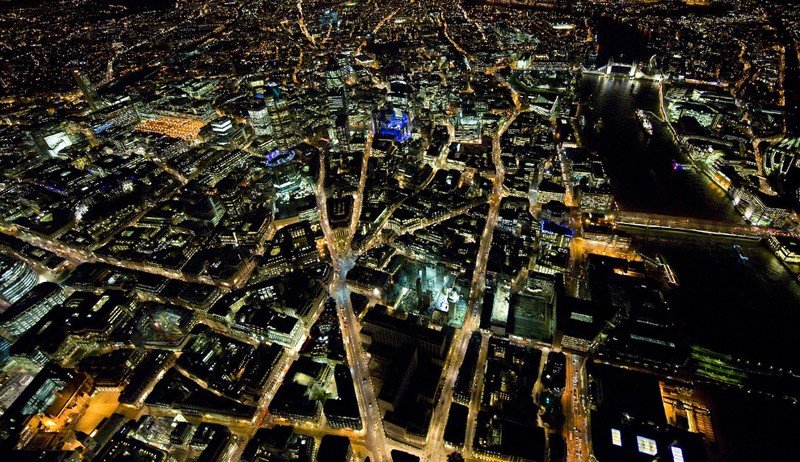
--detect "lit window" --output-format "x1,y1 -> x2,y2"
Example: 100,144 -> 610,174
636,436 -> 658,456
671,446 -> 685,462
611,428 -> 622,447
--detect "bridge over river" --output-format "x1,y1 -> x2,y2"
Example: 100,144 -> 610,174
611,211 -> 795,240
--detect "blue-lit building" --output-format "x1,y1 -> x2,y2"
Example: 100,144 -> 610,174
265,149 -> 302,196
265,148 -> 296,168
540,200 -> 574,248
374,108 -> 411,143
541,220 -> 574,247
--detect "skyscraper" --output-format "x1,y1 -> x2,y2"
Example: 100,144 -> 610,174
326,58 -> 348,115
263,84 -> 297,148
248,101 -> 272,137
0,256 -> 38,307
71,69 -> 102,112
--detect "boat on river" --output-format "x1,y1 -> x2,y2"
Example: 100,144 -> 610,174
636,109 -> 653,136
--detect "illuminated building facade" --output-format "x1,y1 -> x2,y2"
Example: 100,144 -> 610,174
0,256 -> 38,306
263,85 -> 298,148
0,283 -> 66,339
265,149 -> 302,196
248,101 -> 272,137
374,108 -> 411,143
511,272 -> 557,341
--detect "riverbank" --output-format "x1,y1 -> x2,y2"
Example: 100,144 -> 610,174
577,73 -> 800,370
577,74 -> 740,221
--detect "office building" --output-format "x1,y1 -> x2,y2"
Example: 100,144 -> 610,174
511,272 -> 557,341
0,283 -> 65,339
0,256 -> 38,306
72,69 -> 102,112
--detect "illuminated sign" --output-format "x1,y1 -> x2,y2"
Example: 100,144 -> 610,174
671,446 -> 685,462
637,436 -> 658,456
611,428 -> 622,447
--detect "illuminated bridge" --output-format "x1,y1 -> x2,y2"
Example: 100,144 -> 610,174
611,211 -> 793,240
580,58 -> 665,80
595,59 -> 638,77
690,346 -> 800,401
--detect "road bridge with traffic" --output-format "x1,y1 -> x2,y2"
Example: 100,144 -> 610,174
610,211 -> 793,240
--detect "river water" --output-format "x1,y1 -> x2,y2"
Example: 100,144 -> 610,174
578,74 -> 800,369
577,76 -> 739,221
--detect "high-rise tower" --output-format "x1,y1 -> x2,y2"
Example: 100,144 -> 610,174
72,69 -> 102,112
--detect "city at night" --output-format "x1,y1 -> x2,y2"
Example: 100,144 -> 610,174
1,0 -> 799,461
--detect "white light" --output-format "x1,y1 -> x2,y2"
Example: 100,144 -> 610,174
637,436 -> 658,456
671,446 -> 685,462
611,428 -> 622,447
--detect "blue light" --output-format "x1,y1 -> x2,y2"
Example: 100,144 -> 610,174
92,122 -> 114,134
377,110 -> 410,143
38,182 -> 66,195
265,149 -> 296,168
541,220 -> 574,237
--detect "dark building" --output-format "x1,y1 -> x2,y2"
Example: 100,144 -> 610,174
511,272 -> 557,342
317,435 -> 352,462
324,365 -> 362,430
242,426 -> 314,462
589,364 -> 707,462
362,305 -> 453,360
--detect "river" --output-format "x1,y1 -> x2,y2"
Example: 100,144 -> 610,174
582,16 -> 800,458
578,74 -> 800,369
577,75 -> 740,222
